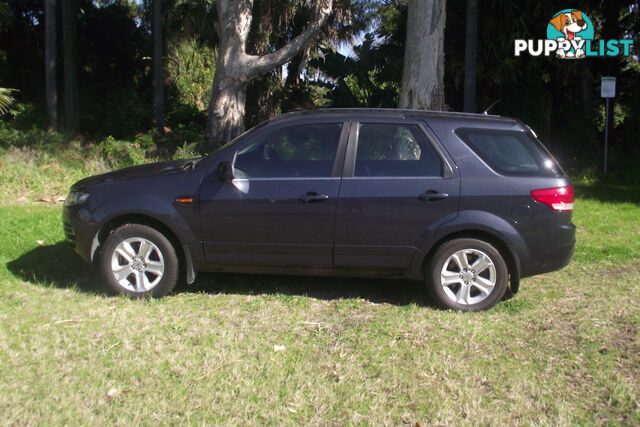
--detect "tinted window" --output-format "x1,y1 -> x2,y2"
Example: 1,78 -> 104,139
234,123 -> 342,178
455,128 -> 560,176
354,123 -> 442,177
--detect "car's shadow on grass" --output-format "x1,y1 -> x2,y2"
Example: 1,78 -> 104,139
176,272 -> 428,306
7,242 -> 429,306
6,242 -> 98,292
575,184 -> 640,205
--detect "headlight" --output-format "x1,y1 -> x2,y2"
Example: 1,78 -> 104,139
64,191 -> 90,207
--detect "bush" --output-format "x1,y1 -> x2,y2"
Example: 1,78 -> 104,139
96,136 -> 151,168
0,103 -> 46,131
173,141 -> 200,160
0,122 -> 64,149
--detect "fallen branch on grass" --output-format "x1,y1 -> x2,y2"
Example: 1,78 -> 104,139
195,360 -> 237,382
43,319 -> 83,327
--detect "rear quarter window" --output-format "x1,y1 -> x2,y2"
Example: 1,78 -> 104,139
455,128 -> 561,176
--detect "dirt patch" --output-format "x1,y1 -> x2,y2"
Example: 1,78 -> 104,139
608,316 -> 640,365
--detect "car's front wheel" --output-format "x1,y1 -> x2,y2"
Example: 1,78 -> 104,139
426,238 -> 508,311
98,224 -> 179,298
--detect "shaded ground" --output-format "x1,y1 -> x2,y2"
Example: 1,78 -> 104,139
7,242 -> 427,306
574,183 -> 640,205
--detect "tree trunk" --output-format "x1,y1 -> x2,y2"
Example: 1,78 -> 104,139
153,0 -> 164,135
45,0 -> 57,131
62,0 -> 79,135
205,0 -> 333,148
398,0 -> 446,111
205,66 -> 247,145
463,0 -> 477,113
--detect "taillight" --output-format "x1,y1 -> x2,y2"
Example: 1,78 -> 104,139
530,185 -> 574,211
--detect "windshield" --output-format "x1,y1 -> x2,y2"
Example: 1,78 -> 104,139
208,119 -> 270,156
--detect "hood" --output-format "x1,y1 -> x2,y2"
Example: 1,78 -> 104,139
72,158 -> 203,190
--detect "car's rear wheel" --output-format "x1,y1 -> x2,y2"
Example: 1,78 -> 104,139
98,224 -> 178,298
426,238 -> 508,311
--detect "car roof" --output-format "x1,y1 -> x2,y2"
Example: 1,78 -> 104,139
268,108 -> 517,124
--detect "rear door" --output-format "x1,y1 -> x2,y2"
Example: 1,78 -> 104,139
199,121 -> 349,267
334,119 -> 460,269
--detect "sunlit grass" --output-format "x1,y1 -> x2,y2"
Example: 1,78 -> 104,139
0,184 -> 639,423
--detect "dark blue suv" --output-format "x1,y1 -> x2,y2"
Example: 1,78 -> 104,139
63,109 -> 575,311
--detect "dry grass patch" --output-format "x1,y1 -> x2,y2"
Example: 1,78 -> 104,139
1,260 -> 639,424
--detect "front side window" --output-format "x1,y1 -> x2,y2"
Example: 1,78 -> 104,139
354,123 -> 443,177
234,123 -> 342,178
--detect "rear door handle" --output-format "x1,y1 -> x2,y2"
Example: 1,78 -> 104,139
300,192 -> 329,203
419,190 -> 449,201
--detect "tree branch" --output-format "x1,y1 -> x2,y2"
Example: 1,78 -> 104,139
244,0 -> 333,79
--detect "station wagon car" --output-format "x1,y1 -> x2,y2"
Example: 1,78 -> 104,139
63,108 -> 575,311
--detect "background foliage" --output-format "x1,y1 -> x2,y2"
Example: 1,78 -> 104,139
0,0 -> 638,181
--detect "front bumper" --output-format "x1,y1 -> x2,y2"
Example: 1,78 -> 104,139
62,205 -> 98,263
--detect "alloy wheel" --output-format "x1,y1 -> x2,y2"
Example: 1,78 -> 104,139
110,237 -> 165,292
440,248 -> 497,305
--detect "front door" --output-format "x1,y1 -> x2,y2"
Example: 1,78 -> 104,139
199,122 -> 348,267
334,121 -> 460,269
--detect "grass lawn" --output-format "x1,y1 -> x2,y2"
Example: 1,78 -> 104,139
0,185 -> 639,424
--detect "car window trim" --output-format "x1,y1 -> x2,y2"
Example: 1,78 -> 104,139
417,123 -> 454,179
229,177 -> 341,182
341,176 -> 446,181
332,120 -> 351,178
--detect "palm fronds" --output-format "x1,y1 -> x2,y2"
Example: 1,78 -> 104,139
0,88 -> 16,114
0,3 -> 16,114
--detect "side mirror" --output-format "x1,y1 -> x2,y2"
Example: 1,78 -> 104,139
216,161 -> 235,181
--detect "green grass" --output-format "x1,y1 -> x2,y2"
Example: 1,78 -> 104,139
1,185 -> 639,423
572,185 -> 640,266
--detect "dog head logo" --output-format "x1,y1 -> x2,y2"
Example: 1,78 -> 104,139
549,11 -> 587,40
547,9 -> 595,59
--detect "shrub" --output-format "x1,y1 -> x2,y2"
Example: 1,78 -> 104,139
96,136 -> 151,168
173,141 -> 200,160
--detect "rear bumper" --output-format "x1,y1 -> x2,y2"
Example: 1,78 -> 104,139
520,223 -> 575,278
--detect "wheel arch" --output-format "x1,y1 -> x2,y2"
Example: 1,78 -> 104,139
415,229 -> 521,294
91,213 -> 196,284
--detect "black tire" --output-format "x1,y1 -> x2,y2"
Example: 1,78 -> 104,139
98,224 -> 179,298
426,238 -> 508,311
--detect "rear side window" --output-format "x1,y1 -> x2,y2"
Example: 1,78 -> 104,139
455,128 -> 561,176
354,123 -> 442,177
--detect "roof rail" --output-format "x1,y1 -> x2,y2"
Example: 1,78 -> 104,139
272,107 -> 506,121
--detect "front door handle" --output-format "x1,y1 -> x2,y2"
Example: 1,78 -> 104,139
300,192 -> 329,203
419,190 -> 449,201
